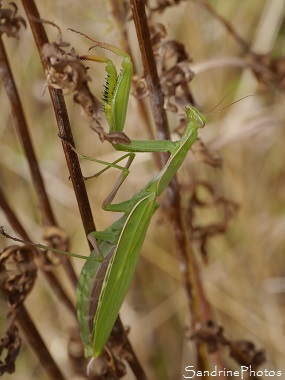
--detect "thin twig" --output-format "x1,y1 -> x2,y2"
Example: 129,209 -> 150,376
21,0 -> 96,242
0,32 -> 78,290
130,0 -> 209,371
17,305 -> 67,380
0,38 -> 54,227
130,0 -> 170,146
108,0 -> 155,141
0,186 -> 76,317
21,1 -> 147,378
0,186 -> 71,379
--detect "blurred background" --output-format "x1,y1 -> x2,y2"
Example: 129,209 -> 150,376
0,0 -> 285,379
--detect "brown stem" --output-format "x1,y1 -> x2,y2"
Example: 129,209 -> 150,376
114,317 -> 148,380
130,0 -> 209,371
109,0 -> 155,141
0,185 -> 76,318
21,0 -> 96,242
0,37 -> 53,227
17,304 -> 67,380
130,0 -> 170,146
0,30 -> 78,291
21,1 -> 147,378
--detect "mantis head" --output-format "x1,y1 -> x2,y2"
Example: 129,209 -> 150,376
185,105 -> 206,128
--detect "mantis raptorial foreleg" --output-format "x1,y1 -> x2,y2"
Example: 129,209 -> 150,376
69,28 -> 132,135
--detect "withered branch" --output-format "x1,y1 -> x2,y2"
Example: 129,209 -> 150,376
130,0 -> 210,372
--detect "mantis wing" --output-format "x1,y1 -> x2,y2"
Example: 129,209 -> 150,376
76,241 -> 115,357
92,193 -> 156,357
76,216 -> 128,357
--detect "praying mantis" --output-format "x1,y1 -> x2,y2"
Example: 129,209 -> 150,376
67,31 -> 206,359
0,29 -> 206,364
76,104 -> 205,359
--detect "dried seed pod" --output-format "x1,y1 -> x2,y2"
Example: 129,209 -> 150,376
0,245 -> 37,375
0,312 -> 21,375
0,1 -> 26,38
0,245 -> 37,307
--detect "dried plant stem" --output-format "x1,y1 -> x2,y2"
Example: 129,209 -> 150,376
0,39 -> 53,227
0,187 -> 70,379
108,0 -> 156,141
21,0 -> 96,241
0,33 -> 78,290
130,0 -> 210,371
21,1 -> 147,378
130,0 -> 170,145
191,56 -> 248,75
17,304 -> 67,380
0,185 -> 76,317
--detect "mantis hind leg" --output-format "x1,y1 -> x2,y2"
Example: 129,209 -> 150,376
101,153 -> 135,209
64,141 -> 135,209
63,140 -> 134,179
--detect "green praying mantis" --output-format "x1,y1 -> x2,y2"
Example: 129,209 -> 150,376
69,31 -> 206,360
76,103 -> 205,359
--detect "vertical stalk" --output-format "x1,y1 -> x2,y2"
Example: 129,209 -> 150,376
130,0 -> 209,372
0,31 -> 78,290
19,1 -> 148,378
